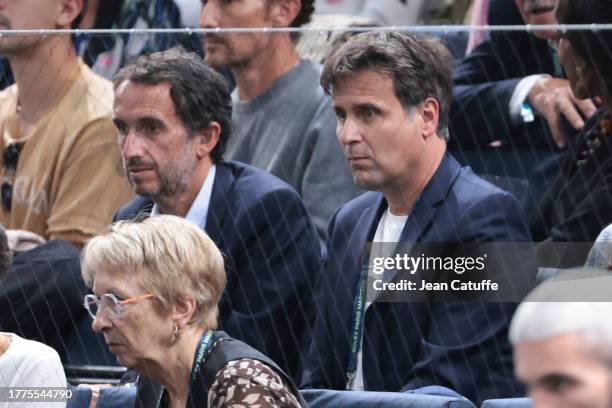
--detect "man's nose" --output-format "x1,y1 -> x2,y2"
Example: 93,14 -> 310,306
337,117 -> 364,145
119,130 -> 146,160
200,1 -> 219,29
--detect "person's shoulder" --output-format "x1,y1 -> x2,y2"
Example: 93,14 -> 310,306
595,224 -> 612,243
286,60 -> 330,102
454,166 -> 517,206
332,191 -> 381,227
66,61 -> 114,123
56,63 -> 115,138
222,161 -> 301,199
114,196 -> 153,221
3,334 -> 65,386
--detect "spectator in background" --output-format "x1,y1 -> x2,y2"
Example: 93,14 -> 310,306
0,0 -> 133,248
529,0 -> 612,267
112,50 -> 321,382
200,0 -> 361,240
314,0 -> 445,26
0,225 -> 67,407
560,0 -> 612,268
79,0 -> 203,79
510,269 -> 612,408
451,0 -> 597,161
302,31 -> 533,404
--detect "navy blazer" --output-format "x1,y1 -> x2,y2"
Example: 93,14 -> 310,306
114,161 -> 321,380
450,0 -> 559,149
301,153 -> 535,404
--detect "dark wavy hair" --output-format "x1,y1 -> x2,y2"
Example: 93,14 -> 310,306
285,0 -> 315,41
113,49 -> 233,162
556,0 -> 612,99
322,31 -> 454,141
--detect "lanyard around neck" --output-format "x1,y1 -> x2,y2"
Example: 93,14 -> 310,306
156,330 -> 215,408
345,264 -> 369,389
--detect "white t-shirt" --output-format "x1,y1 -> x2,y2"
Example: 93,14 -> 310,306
0,333 -> 67,408
350,208 -> 408,391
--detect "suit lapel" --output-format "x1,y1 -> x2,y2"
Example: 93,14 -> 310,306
357,194 -> 386,257
377,153 -> 462,287
399,153 -> 462,243
134,199 -> 154,220
205,163 -> 234,243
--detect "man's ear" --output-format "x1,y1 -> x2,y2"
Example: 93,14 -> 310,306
194,122 -> 221,159
269,0 -> 301,28
419,97 -> 440,139
56,0 -> 84,29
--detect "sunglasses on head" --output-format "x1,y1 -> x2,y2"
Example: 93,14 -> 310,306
1,142 -> 23,212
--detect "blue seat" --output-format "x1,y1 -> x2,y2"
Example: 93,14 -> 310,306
481,398 -> 532,408
301,389 -> 477,408
66,385 -> 92,408
96,386 -> 137,408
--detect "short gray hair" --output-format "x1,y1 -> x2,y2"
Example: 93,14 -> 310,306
510,268 -> 612,365
81,215 -> 226,330
321,31 -> 453,141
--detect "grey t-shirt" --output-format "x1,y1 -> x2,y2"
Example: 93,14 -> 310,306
226,60 -> 361,239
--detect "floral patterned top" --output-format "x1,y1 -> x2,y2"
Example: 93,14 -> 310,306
208,358 -> 302,408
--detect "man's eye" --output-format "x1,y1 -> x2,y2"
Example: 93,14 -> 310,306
115,123 -> 128,135
359,107 -> 377,119
145,123 -> 159,133
334,110 -> 346,121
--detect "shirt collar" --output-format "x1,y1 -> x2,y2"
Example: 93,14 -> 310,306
151,164 -> 216,230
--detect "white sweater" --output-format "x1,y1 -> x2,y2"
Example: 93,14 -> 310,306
0,333 -> 67,408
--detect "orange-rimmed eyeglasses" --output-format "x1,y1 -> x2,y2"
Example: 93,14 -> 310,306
83,293 -> 154,320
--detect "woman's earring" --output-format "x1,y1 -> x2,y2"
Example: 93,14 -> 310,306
173,323 -> 183,341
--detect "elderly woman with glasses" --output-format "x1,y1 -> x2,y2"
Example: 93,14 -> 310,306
81,215 -> 303,408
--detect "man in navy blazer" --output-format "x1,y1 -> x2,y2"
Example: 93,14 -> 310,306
301,32 -> 536,404
110,50 -> 320,380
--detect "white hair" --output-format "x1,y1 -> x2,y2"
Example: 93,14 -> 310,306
510,268 -> 612,363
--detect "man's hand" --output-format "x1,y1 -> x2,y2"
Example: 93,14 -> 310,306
528,77 -> 598,148
6,229 -> 46,252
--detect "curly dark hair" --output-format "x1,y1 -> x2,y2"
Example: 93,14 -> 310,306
113,49 -> 233,163
280,0 -> 315,41
292,0 -> 315,28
